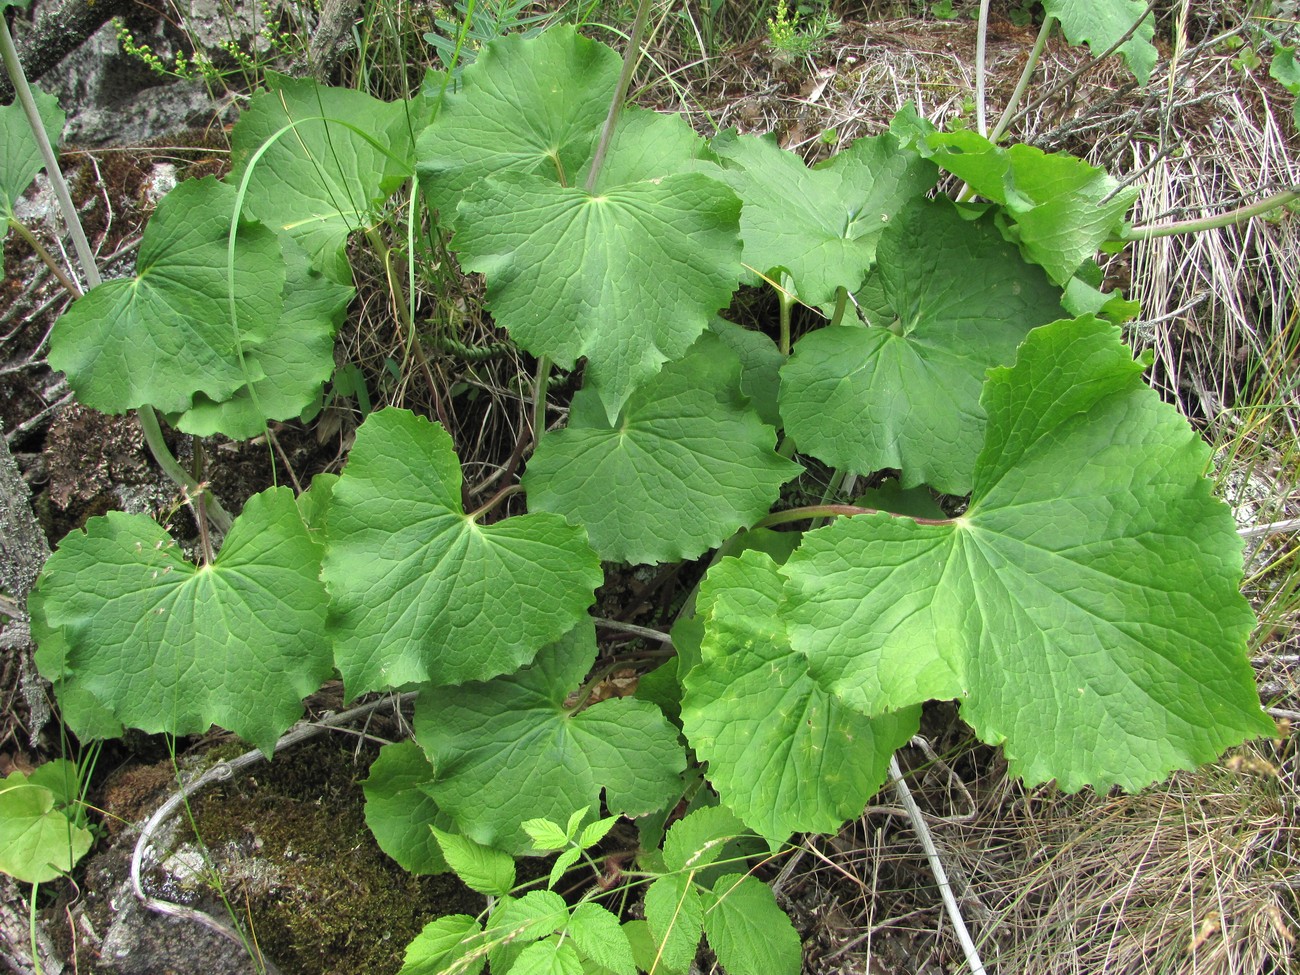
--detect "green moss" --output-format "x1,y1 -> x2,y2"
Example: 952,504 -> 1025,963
186,740 -> 481,975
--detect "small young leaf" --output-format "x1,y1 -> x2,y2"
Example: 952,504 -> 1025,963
643,874 -> 703,974
362,741 -> 450,875
324,408 -> 602,695
564,806 -> 590,842
567,903 -> 636,975
547,847 -> 582,892
702,874 -> 801,975
576,815 -> 620,851
399,914 -> 485,975
488,891 -> 571,974
682,550 -> 919,844
415,620 -> 686,854
1,85 -> 63,272
522,818 -> 571,852
523,333 -> 799,564
509,940 -> 583,975
926,131 -> 1137,283
0,773 -> 92,884
432,827 -> 515,896
24,760 -> 81,811
30,487 -> 332,753
662,806 -> 746,873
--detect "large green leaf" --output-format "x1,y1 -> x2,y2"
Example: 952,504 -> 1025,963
778,316 -> 1274,791
414,621 -> 686,854
48,176 -> 284,415
1,85 -> 63,274
230,75 -> 423,282
681,550 -> 918,844
523,334 -> 799,564
416,27 -> 619,216
170,233 -> 352,438
926,131 -> 1137,284
452,170 -> 741,423
702,874 -> 801,975
323,408 -> 602,695
711,129 -> 936,307
361,741 -> 450,875
29,487 -> 332,753
779,200 -> 1063,493
1044,0 -> 1157,85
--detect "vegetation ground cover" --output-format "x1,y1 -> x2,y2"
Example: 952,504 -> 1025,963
1,2 -> 1298,973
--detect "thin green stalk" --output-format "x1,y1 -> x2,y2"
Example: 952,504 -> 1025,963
1124,187 -> 1300,240
584,0 -> 655,192
28,882 -> 40,975
809,468 -> 848,529
778,277 -> 795,356
533,355 -> 552,445
0,16 -> 100,289
137,408 -> 233,533
828,286 -> 848,328
756,503 -> 951,529
989,13 -> 1055,144
8,219 -> 82,297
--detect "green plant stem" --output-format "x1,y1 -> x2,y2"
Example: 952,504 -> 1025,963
1124,187 -> 1300,240
8,218 -> 82,297
468,483 -> 522,521
28,882 -> 40,975
809,468 -> 848,530
0,16 -> 100,290
778,278 -> 795,356
532,355 -> 552,445
584,0 -> 654,192
137,407 -> 234,533
989,13 -> 1054,143
757,503 -> 951,529
827,286 -> 848,329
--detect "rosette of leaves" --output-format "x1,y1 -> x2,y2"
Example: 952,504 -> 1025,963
701,316 -> 1273,794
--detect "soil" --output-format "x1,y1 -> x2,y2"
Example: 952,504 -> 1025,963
3,2 -> 1299,974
